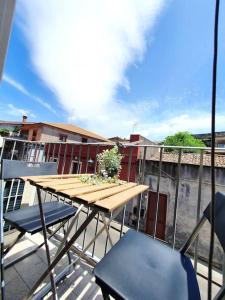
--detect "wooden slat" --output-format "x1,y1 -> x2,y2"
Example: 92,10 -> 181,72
77,182 -> 137,204
35,178 -> 82,188
48,182 -> 92,192
94,185 -> 149,212
59,183 -> 118,198
21,174 -> 90,182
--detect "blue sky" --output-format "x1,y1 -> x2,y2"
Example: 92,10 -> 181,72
0,0 -> 225,141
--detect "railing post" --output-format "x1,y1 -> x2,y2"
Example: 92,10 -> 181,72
120,146 -> 133,238
172,148 -> 182,249
153,147 -> 163,239
137,146 -> 147,231
194,149 -> 204,271
62,143 -> 68,174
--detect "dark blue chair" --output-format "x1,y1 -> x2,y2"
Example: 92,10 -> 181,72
0,159 -> 77,300
94,192 -> 225,300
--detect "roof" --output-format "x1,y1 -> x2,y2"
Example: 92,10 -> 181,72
0,120 -> 34,125
149,152 -> 225,168
22,122 -> 108,142
193,132 -> 225,139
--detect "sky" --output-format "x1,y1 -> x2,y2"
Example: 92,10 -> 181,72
0,0 -> 225,141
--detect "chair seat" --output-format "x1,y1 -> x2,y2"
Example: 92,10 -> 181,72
94,230 -> 200,300
4,201 -> 77,234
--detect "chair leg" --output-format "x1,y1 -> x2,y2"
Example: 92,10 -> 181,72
62,225 -> 72,267
0,180 -> 5,300
36,187 -> 58,300
101,288 -> 110,300
1,238 -> 5,300
3,231 -> 25,256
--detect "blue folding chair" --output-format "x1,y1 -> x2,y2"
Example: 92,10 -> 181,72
0,160 -> 77,300
94,192 -> 225,300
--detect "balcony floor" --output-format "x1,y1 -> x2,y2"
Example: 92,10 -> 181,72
4,232 -> 103,300
4,231 -> 222,300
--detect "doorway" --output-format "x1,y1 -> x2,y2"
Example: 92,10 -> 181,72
70,160 -> 81,174
146,191 -> 167,240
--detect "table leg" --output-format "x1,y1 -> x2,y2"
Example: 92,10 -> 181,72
25,208 -> 99,300
36,187 -> 58,300
54,204 -> 83,258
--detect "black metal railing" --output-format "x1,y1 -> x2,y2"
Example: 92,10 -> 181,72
1,137 -> 225,288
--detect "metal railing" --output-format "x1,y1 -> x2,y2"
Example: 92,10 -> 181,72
1,137 -> 225,288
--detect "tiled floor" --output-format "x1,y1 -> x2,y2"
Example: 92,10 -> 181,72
4,233 -> 103,300
3,231 -> 222,300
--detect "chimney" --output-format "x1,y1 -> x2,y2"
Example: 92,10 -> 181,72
22,115 -> 27,123
130,134 -> 140,142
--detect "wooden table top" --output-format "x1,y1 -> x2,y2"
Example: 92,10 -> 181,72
21,174 -> 149,213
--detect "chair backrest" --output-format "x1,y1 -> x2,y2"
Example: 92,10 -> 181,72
1,159 -> 58,180
203,191 -> 225,253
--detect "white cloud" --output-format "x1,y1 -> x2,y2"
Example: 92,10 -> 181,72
8,103 -> 36,118
3,75 -> 29,96
137,113 -> 225,141
17,0 -> 166,136
3,74 -> 57,114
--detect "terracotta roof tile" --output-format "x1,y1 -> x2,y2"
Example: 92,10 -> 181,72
150,152 -> 225,168
41,122 -> 108,142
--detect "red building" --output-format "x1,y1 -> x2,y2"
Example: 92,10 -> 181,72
47,134 -> 156,183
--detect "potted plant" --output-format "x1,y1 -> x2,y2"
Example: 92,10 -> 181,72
97,146 -> 123,179
80,146 -> 123,184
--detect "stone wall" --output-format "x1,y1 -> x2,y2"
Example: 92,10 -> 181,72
140,160 -> 225,267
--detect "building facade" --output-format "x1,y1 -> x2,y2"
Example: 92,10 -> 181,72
20,122 -> 108,143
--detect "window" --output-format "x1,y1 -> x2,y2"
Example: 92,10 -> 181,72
218,144 -> 225,148
70,161 -> 82,174
32,130 -> 37,141
82,137 -> 88,143
59,134 -> 67,142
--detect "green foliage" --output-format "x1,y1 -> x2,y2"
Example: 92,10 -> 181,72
0,128 -> 10,137
163,131 -> 206,152
80,146 -> 123,185
13,125 -> 21,133
97,146 -> 123,178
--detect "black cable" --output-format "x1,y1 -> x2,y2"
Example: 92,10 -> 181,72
208,0 -> 220,299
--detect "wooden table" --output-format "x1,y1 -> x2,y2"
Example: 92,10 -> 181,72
22,174 -> 149,299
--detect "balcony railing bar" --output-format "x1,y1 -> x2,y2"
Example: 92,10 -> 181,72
94,144 -> 100,174
57,143 -> 62,166
29,142 -> 35,161
82,206 -> 90,250
77,144 -> 82,174
35,143 -> 41,162
120,146 -> 133,238
104,211 -> 114,256
62,143 -> 68,174
21,141 -> 26,160
136,146 -> 147,231
3,136 -> 225,151
50,143 -> 55,162
33,143 -> 38,162
92,145 -> 100,257
85,144 -> 90,174
153,147 -> 163,239
69,144 -> 75,173
1,137 -> 225,287
194,149 -> 204,271
0,138 -> 5,161
10,140 -> 16,160
172,148 -> 182,249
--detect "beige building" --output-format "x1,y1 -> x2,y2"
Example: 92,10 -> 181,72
20,122 -> 108,143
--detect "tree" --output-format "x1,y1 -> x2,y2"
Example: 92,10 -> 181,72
0,128 -> 10,137
163,131 -> 206,152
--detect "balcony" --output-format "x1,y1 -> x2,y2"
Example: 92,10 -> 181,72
1,137 -> 225,299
